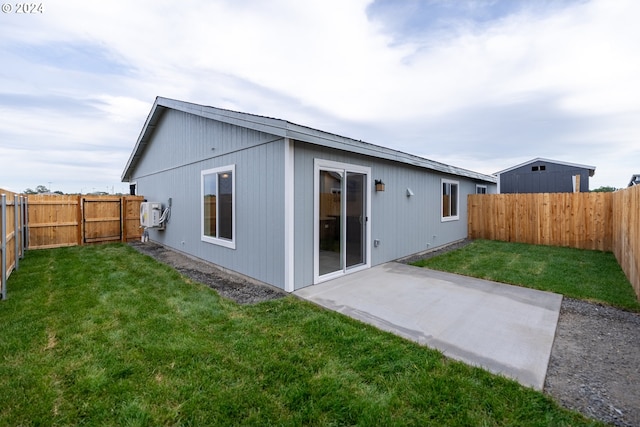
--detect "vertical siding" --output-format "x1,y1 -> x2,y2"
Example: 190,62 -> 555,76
132,110 -> 285,288
500,161 -> 590,193
129,109 -> 495,291
293,142 -> 493,289
293,142 -> 315,288
133,109 -> 280,179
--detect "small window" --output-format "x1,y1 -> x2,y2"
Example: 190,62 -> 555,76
201,165 -> 235,249
540,165 -> 546,171
532,166 -> 539,171
476,185 -> 487,194
441,179 -> 459,221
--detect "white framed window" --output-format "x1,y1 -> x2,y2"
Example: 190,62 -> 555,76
476,185 -> 487,194
441,179 -> 459,221
201,165 -> 236,249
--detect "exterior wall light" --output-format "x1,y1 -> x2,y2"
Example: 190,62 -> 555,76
406,188 -> 414,197
375,179 -> 385,192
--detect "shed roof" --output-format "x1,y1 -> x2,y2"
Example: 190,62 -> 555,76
495,158 -> 596,177
121,97 -> 497,183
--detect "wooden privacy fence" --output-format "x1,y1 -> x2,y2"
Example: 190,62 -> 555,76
468,186 -> 640,299
612,185 -> 640,299
0,188 -> 27,300
468,192 -> 613,251
27,194 -> 144,249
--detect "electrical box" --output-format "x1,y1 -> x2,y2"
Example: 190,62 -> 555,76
140,202 -> 163,227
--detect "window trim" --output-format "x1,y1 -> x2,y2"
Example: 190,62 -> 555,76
201,165 -> 236,249
476,184 -> 487,194
441,178 -> 460,222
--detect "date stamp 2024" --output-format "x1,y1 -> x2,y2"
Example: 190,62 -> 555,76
1,3 -> 44,13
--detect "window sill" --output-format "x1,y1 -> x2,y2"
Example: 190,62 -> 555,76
201,236 -> 236,249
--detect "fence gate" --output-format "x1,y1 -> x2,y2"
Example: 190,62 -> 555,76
82,198 -> 122,244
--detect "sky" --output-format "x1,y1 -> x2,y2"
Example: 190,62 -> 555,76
1,0 -> 638,194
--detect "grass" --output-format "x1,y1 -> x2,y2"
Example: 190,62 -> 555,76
0,243 -> 602,426
412,239 -> 640,312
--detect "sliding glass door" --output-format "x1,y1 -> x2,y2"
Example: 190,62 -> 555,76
315,160 -> 370,282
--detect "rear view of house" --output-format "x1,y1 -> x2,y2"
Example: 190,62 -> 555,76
496,158 -> 595,193
122,97 -> 496,292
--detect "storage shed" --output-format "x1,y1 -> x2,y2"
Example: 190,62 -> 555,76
122,97 -> 497,292
496,158 -> 595,194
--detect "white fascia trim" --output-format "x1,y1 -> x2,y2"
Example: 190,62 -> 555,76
284,138 -> 295,292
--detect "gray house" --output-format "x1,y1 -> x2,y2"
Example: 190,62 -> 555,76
122,97 -> 496,292
496,158 -> 595,194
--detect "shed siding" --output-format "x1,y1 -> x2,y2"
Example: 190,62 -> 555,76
127,105 -> 497,292
132,109 -> 281,180
293,142 -> 483,289
500,160 -> 590,193
132,110 -> 286,288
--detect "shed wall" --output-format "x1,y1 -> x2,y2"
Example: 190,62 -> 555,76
133,109 -> 282,179
500,160 -> 590,193
292,142 -> 489,289
128,108 -> 496,291
132,109 -> 286,288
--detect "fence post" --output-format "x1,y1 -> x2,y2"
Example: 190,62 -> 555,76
23,196 -> 29,251
77,195 -> 83,246
1,194 -> 6,300
14,194 -> 19,271
121,196 -> 127,242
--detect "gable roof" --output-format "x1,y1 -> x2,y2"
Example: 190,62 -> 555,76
121,97 -> 497,183
495,158 -> 596,177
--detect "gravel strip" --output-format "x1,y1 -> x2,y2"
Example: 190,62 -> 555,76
129,240 -> 640,426
129,241 -> 287,304
545,298 -> 640,427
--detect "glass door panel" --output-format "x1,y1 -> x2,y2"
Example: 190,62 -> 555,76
318,170 -> 343,276
346,172 -> 366,269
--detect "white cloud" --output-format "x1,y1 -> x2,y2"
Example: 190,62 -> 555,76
0,0 -> 638,193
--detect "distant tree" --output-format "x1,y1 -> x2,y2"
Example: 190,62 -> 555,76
23,185 -> 59,194
591,186 -> 617,193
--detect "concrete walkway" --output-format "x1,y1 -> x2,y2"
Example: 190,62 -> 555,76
295,263 -> 562,390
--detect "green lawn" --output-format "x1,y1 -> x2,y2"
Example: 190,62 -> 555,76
0,244 -> 602,426
412,239 -> 640,312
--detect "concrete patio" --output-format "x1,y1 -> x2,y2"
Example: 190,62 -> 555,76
295,262 -> 563,390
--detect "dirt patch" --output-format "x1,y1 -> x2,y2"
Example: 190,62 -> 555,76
129,239 -> 640,426
128,241 -> 287,305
